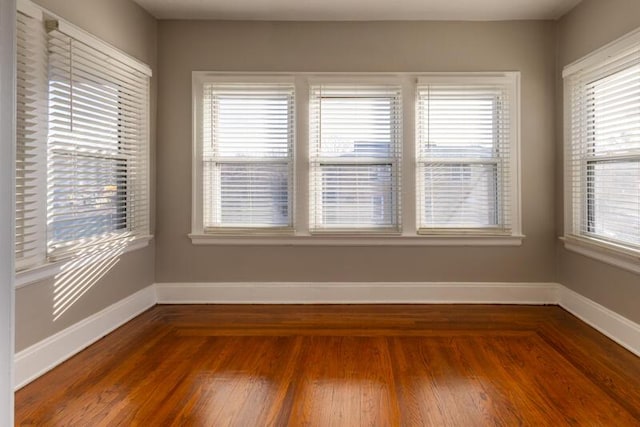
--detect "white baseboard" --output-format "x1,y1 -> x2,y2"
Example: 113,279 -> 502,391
14,281 -> 640,390
558,286 -> 640,358
156,281 -> 640,357
14,285 -> 157,390
155,281 -> 560,304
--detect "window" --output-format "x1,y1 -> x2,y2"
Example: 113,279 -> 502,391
564,30 -> 640,259
309,84 -> 402,232
15,2 -> 151,272
201,82 -> 295,232
416,75 -> 519,234
192,73 -> 521,245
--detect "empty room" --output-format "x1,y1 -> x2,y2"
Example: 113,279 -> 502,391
1,0 -> 640,424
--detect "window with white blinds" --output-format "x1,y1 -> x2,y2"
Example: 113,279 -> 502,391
192,73 -> 521,244
46,23 -> 150,258
417,76 -> 518,234
201,83 -> 295,231
16,7 -> 48,270
309,84 -> 402,232
564,38 -> 640,253
15,0 -> 152,271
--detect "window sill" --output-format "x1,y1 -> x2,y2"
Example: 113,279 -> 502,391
561,236 -> 640,275
15,235 -> 154,289
189,233 -> 524,247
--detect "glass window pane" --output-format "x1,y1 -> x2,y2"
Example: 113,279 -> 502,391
422,163 -> 498,228
320,164 -> 396,227
587,160 -> 640,246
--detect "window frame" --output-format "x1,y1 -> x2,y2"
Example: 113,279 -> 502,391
562,27 -> 640,273
415,74 -> 521,236
15,0 -> 153,287
307,78 -> 404,234
191,72 -> 523,246
192,74 -> 298,236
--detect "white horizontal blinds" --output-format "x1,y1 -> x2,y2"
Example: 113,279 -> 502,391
417,83 -> 512,232
15,10 -> 48,270
202,84 -> 294,230
47,25 -> 150,256
567,45 -> 640,250
309,85 -> 402,232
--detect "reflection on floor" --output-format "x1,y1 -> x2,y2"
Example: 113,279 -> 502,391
15,305 -> 640,425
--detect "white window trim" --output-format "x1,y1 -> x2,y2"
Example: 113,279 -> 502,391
561,236 -> 640,275
188,233 -> 524,246
562,27 -> 640,272
18,0 -> 151,77
191,71 -> 523,246
15,235 -> 153,289
14,0 -> 154,285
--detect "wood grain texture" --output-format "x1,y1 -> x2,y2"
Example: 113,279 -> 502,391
15,305 -> 640,426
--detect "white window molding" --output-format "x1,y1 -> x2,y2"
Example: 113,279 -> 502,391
563,26 -> 640,268
189,233 -> 524,247
561,236 -> 640,275
192,72 -> 523,246
15,235 -> 153,289
562,27 -> 640,79
18,0 -> 151,77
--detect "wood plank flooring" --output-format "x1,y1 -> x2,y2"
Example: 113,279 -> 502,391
15,305 -> 640,426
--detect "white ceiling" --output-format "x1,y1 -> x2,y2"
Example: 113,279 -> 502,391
133,0 -> 583,21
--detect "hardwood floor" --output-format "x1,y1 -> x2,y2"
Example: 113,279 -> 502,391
15,305 -> 640,426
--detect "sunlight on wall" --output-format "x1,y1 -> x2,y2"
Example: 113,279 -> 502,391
52,237 -> 135,321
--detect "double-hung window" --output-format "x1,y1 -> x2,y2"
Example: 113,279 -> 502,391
416,75 -> 519,235
15,1 -> 152,273
564,31 -> 640,261
309,84 -> 402,233
192,73 -> 521,245
199,81 -> 295,232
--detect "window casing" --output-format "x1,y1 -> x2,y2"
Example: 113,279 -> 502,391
15,1 -> 152,275
192,72 -> 522,245
564,29 -> 640,262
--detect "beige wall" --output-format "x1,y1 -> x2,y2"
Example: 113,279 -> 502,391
556,0 -> 640,324
15,0 -> 157,351
156,20 -> 557,283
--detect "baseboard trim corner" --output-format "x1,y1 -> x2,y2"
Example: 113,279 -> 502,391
558,286 -> 640,358
14,284 -> 157,390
